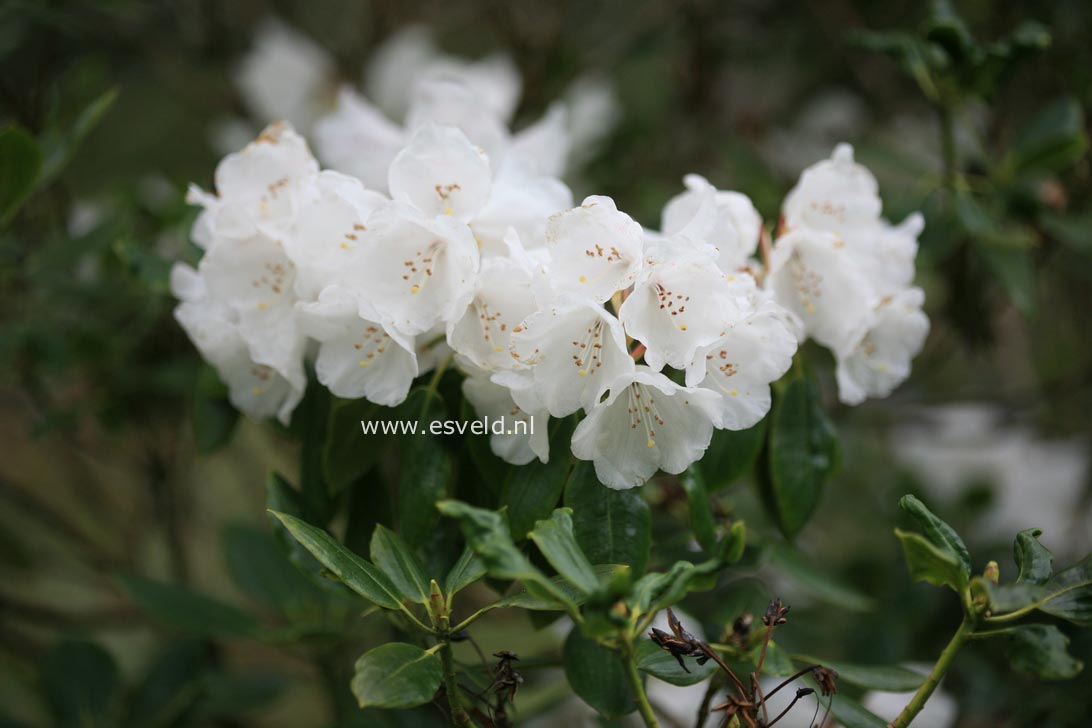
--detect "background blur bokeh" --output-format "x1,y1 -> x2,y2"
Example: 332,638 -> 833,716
1,1 -> 1090,726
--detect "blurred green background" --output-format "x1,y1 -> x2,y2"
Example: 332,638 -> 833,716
1,1 -> 1090,726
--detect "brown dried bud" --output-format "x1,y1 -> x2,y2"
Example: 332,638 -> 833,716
763,597 -> 790,627
811,665 -> 839,696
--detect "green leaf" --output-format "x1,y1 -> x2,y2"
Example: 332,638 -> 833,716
42,640 -> 120,727
825,692 -> 888,728
495,565 -> 629,611
0,125 -> 41,225
977,246 -> 1037,317
118,574 -> 261,637
502,417 -> 575,539
370,524 -> 430,605
698,421 -> 766,491
1004,624 -> 1084,680
629,558 -> 721,614
267,511 -> 403,609
222,524 -> 328,618
980,553 -> 1092,624
323,397 -> 384,495
758,641 -> 795,676
765,544 -> 875,612
350,643 -> 442,709
193,365 -> 238,454
1007,97 -> 1088,175
528,509 -> 600,595
636,639 -> 718,686
563,628 -> 633,718
37,87 -> 118,189
436,500 -> 541,581
397,390 -> 454,548
761,375 -> 838,540
123,641 -> 205,728
716,520 -> 747,565
898,495 -> 972,579
792,655 -> 925,692
443,546 -> 486,600
895,528 -> 968,592
680,467 -> 717,552
1014,528 -> 1053,584
564,461 -> 650,575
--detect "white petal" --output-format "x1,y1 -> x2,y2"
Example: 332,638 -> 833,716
620,237 -> 750,371
388,124 -> 492,221
405,80 -> 510,164
544,196 -> 644,303
766,228 -> 876,355
447,255 -> 538,371
507,297 -> 634,417
781,143 -> 882,233
284,170 -> 387,300
571,367 -> 719,489
462,375 -> 548,465
353,202 -> 480,336
662,174 -> 762,272
471,158 -> 573,255
313,87 -> 406,191
685,295 -> 798,430
508,103 -> 570,178
836,287 -> 929,405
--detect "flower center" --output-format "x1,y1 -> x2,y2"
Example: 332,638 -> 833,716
401,239 -> 443,295
570,319 -> 607,377
654,281 -> 691,331
354,324 -> 390,368
475,298 -> 508,353
788,249 -> 822,314
626,383 -> 666,448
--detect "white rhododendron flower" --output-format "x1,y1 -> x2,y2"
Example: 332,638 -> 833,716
571,366 -> 721,490
771,143 -> 930,404
661,174 -> 762,273
175,39 -> 928,487
544,196 -> 644,303
501,296 -> 634,418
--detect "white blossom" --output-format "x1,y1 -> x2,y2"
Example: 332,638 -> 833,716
462,373 -> 549,465
543,196 -> 644,303
571,366 -> 721,490
661,174 -> 762,273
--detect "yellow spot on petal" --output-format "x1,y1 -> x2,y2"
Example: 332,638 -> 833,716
578,275 -> 587,283
727,274 -> 735,281
340,242 -> 350,250
359,360 -> 371,368
730,389 -> 738,397
680,324 -> 688,331
494,346 -> 504,353
258,302 -> 269,310
251,387 -> 263,396
805,303 -> 817,314
410,285 -> 420,294
646,439 -> 656,448
578,369 -> 588,377
444,206 -> 453,216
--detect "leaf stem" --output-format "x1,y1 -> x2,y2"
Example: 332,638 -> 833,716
439,641 -> 473,727
889,617 -> 973,728
622,643 -> 661,728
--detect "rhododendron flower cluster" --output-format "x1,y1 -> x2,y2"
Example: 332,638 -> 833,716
174,61 -> 928,489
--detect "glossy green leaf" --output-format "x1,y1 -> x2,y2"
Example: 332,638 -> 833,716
351,643 -> 442,709
698,421 -> 766,491
495,565 -> 629,611
563,628 -> 633,718
895,528 -> 968,592
1014,528 -> 1053,584
762,375 -> 838,539
899,495 -> 972,578
37,87 -> 118,188
267,511 -> 403,609
636,639 -> 718,686
42,639 -> 119,727
980,553 -> 1092,625
1004,624 -> 1084,680
502,417 -> 575,539
716,520 -> 747,565
680,466 -> 717,552
564,461 -> 650,575
323,397 -> 383,495
370,524 -> 430,605
444,546 -> 487,600
793,655 -> 925,692
825,692 -> 888,728
528,509 -> 599,595
0,125 -> 41,224
398,390 -> 454,548
758,640 -> 795,676
119,574 -> 261,637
